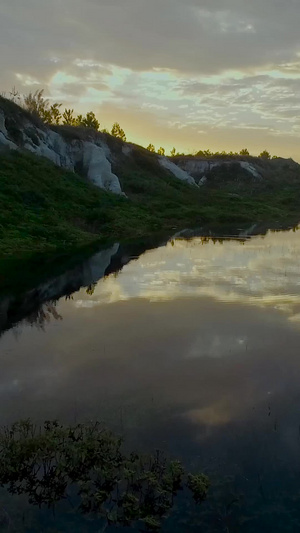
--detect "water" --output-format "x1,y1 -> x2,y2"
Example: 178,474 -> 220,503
1,227 -> 300,531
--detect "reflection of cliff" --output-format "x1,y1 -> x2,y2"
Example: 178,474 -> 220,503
171,221 -> 298,241
24,302 -> 63,330
0,244 -> 119,334
1,223 -> 298,335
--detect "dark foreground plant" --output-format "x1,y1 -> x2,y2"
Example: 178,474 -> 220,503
0,420 -> 209,531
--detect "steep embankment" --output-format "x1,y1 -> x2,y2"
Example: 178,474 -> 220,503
0,96 -> 197,195
1,96 -> 300,261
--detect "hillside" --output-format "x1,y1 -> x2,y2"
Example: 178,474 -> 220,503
1,96 -> 300,263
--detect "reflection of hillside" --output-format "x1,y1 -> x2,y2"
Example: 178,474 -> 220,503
0,244 -> 119,335
24,302 -> 62,330
1,222 -> 299,335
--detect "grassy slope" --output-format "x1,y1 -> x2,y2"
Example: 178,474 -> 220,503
1,149 -> 300,262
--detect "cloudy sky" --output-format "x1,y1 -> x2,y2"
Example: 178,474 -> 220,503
1,0 -> 300,159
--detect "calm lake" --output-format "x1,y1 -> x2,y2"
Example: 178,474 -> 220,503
1,226 -> 300,531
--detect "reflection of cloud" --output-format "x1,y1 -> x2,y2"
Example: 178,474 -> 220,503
187,405 -> 232,427
73,228 -> 300,323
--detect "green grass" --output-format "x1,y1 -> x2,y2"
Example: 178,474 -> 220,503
0,149 -> 300,264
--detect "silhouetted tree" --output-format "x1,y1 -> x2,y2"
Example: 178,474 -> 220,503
147,143 -> 155,152
170,147 -> 177,157
240,148 -> 250,156
157,147 -> 165,156
22,90 -> 63,125
48,103 -> 62,125
259,150 -> 271,159
62,108 -> 77,126
23,89 -> 50,120
78,111 -> 100,130
111,122 -> 126,141
9,86 -> 21,104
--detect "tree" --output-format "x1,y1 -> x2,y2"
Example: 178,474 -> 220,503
62,108 -> 77,126
196,149 -> 212,158
9,86 -> 21,104
22,90 -> 63,125
259,149 -> 271,159
23,89 -> 50,121
240,148 -> 250,156
157,147 -> 165,156
78,111 -> 100,130
48,102 -> 62,125
111,122 -> 126,141
170,147 -> 177,157
0,420 -> 209,531
147,143 -> 155,152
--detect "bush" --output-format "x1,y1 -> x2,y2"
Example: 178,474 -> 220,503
0,420 -> 209,531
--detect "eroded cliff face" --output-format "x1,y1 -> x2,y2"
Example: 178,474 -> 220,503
171,155 -> 300,187
0,107 -> 123,194
1,97 -> 300,197
171,157 -> 262,184
0,98 -> 197,194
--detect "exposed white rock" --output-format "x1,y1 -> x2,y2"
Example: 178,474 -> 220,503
180,160 -> 219,174
82,142 -> 123,194
0,112 -> 8,137
174,158 -> 262,181
0,109 -> 124,194
199,176 -> 207,186
0,132 -> 17,150
159,157 -> 197,186
0,112 -> 18,150
239,161 -> 261,179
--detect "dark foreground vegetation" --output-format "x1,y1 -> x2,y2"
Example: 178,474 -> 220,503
0,420 -> 209,531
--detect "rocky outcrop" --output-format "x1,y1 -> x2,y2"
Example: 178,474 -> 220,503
1,98 -> 300,197
82,142 -> 121,194
172,157 -> 262,184
159,156 -> 197,186
0,112 -> 18,150
0,108 -> 123,195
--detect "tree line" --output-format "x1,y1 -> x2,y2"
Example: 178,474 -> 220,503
5,88 -> 276,159
6,88 -> 127,141
147,145 -> 274,159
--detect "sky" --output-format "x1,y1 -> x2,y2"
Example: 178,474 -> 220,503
1,0 -> 300,159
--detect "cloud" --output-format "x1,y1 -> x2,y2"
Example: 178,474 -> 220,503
1,0 -> 300,158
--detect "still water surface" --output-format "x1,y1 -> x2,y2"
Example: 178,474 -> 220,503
1,228 -> 300,531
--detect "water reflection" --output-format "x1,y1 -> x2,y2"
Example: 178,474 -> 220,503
74,227 -> 300,323
1,228 -> 300,530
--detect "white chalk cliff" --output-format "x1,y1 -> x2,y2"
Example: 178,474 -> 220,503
1,100 -> 298,197
159,156 -> 197,186
0,109 -> 123,195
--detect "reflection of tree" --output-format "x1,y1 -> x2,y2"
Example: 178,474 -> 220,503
0,420 -> 209,532
25,301 -> 62,330
86,282 -> 97,296
65,294 -> 74,301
